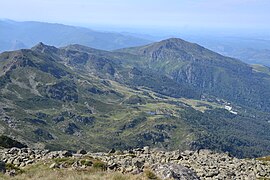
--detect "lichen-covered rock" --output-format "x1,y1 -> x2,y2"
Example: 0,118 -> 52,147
143,146 -> 150,154
151,163 -> 199,180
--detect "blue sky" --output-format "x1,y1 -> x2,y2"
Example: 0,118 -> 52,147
1,0 -> 270,30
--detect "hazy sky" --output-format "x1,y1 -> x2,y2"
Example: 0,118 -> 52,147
1,0 -> 270,30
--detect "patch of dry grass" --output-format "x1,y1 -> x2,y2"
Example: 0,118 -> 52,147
257,156 -> 270,162
0,161 -> 150,180
0,169 -> 149,180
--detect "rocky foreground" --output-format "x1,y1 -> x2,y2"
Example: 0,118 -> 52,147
0,147 -> 269,180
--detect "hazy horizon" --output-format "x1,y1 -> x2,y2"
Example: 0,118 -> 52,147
1,0 -> 270,37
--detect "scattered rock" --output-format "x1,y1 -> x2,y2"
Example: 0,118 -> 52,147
143,146 -> 150,154
25,160 -> 34,165
6,169 -> 16,176
108,148 -> 116,154
0,147 -> 269,179
108,163 -> 119,170
60,151 -> 72,157
132,158 -> 144,169
152,163 -> 199,180
49,163 -> 59,169
77,149 -> 87,155
8,147 -> 20,154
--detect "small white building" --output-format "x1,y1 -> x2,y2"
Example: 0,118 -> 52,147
224,105 -> 238,115
230,110 -> 238,115
225,105 -> 232,111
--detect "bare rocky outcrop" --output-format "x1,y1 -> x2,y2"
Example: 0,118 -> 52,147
0,147 -> 269,179
152,163 -> 199,180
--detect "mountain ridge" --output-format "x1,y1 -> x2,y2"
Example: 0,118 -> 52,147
116,38 -> 270,112
0,39 -> 270,158
0,19 -> 152,52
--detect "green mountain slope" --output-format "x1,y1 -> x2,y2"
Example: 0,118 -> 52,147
116,38 -> 270,112
0,42 -> 269,158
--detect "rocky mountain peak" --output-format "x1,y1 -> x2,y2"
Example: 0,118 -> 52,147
31,42 -> 58,54
146,38 -> 208,55
117,38 -> 212,61
61,44 -> 107,54
158,38 -> 192,47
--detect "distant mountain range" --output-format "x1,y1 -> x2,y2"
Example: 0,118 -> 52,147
0,19 -> 151,52
220,48 -> 270,66
0,38 -> 270,158
1,19 -> 270,67
188,36 -> 270,67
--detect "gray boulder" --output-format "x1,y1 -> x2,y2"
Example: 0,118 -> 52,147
77,149 -> 87,155
60,150 -> 72,157
151,163 -> 199,180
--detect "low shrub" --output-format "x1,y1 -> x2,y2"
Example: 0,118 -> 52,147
93,161 -> 107,171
